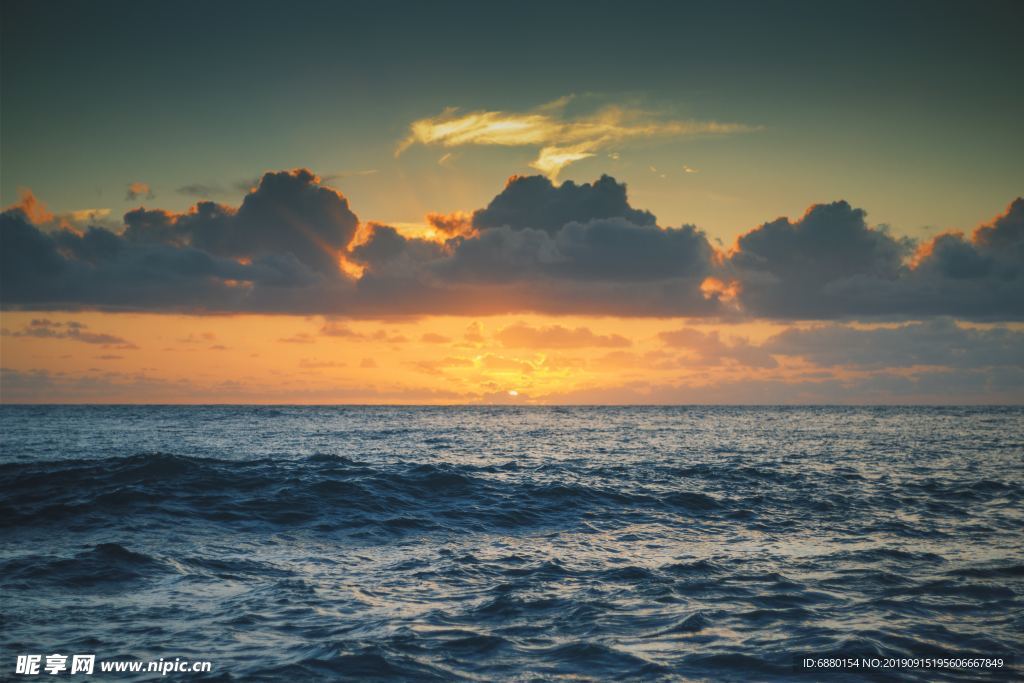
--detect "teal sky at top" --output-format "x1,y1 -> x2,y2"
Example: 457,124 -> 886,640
2,0 -> 1022,241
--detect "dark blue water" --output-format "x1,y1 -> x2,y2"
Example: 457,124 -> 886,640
1,406 -> 1021,681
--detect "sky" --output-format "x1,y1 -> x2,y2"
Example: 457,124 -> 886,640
1,0 -> 1022,403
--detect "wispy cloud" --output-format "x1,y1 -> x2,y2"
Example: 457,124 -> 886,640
2,319 -> 137,348
396,98 -> 756,178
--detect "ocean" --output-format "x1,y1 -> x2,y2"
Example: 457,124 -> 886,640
1,406 -> 1021,681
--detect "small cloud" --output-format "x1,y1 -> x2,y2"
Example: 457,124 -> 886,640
360,357 -> 378,368
464,322 -> 485,344
279,333 -> 316,344
420,332 -> 452,344
371,330 -> 409,344
299,358 -> 346,368
321,169 -> 379,181
438,152 -> 456,167
496,322 -> 632,349
6,189 -> 53,223
683,165 -> 699,174
65,208 -> 112,223
177,183 -> 225,198
425,210 -> 475,238
178,332 -> 217,344
3,319 -> 137,348
233,177 -> 260,193
126,182 -> 154,201
479,353 -> 535,374
321,321 -> 362,338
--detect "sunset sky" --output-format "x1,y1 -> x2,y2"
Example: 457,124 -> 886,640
2,0 -> 1022,403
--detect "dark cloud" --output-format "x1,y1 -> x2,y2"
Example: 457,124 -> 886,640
126,169 -> 359,277
728,200 -> 913,318
1,319 -> 137,348
472,174 -> 655,233
2,170 -> 1021,320
765,318 -> 1024,369
1,170 -> 361,313
728,198 -> 1024,319
347,175 -> 720,317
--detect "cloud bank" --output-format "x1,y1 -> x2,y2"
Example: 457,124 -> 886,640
2,169 -> 1021,320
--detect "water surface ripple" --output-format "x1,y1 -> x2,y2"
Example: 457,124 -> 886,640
1,406 -> 1021,680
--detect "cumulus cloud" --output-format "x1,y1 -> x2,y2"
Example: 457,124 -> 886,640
397,99 -> 756,178
1,169 -> 364,313
727,200 -> 912,318
726,198 -> 1024,319
472,174 -> 655,233
2,169 -> 1021,320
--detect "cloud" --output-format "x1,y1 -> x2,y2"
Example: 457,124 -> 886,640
496,322 -> 631,349
397,99 -> 756,178
479,353 -> 535,374
472,174 -> 654,233
126,182 -> 154,201
177,183 -> 226,198
1,169 -> 364,313
765,318 -> 1024,369
4,190 -> 111,231
318,322 -> 407,343
425,211 -> 475,238
2,319 -> 136,348
727,200 -> 912,318
658,327 -> 776,368
727,198 -> 1024,319
278,333 -> 315,344
2,169 -> 1021,321
420,332 -> 451,344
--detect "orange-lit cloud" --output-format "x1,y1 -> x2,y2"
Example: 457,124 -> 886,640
126,182 -> 154,201
1,312 -> 1020,404
4,189 -> 110,231
495,322 -> 631,349
8,189 -> 54,224
396,99 -> 757,178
